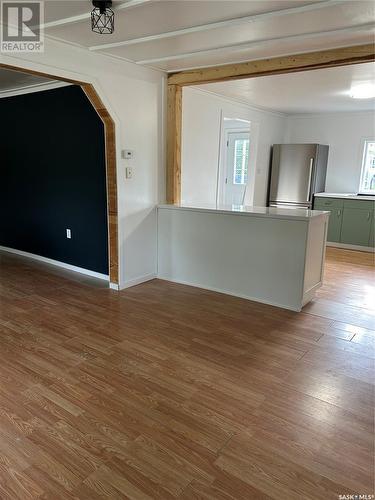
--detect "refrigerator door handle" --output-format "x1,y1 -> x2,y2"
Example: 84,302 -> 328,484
269,202 -> 312,209
306,158 -> 314,201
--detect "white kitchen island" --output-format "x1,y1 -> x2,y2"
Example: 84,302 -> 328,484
157,204 -> 330,311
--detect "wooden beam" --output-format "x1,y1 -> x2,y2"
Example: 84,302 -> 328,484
81,85 -> 119,285
167,43 -> 375,86
166,43 -> 375,204
166,84 -> 182,204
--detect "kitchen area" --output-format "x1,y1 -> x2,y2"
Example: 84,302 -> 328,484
159,62 -> 374,312
269,143 -> 374,251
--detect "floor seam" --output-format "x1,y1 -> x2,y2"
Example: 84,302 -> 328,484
178,478 -> 194,498
215,432 -> 236,458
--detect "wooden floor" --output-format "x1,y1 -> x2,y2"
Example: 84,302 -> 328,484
0,247 -> 374,499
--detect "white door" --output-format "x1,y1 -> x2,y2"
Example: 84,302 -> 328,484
223,132 -> 250,205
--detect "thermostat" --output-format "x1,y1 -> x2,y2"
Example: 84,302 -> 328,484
122,149 -> 134,160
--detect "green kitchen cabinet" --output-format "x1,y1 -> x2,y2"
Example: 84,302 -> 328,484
314,196 -> 375,248
368,214 -> 374,247
340,208 -> 373,247
314,198 -> 344,211
314,198 -> 343,243
325,209 -> 343,243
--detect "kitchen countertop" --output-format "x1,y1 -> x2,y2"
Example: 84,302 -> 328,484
158,203 -> 329,221
315,192 -> 375,201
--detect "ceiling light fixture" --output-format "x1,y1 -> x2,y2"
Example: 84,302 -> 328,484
91,0 -> 114,34
349,83 -> 375,99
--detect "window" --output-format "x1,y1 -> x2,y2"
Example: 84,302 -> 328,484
359,140 -> 375,194
233,138 -> 249,185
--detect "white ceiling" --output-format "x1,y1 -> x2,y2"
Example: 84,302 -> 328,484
196,62 -> 375,114
0,68 -> 57,93
40,0 -> 375,72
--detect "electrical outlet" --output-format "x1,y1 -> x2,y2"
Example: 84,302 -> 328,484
125,167 -> 133,179
66,229 -> 72,239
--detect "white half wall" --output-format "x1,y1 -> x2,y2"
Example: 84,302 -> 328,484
285,111 -> 375,193
181,88 -> 286,207
0,35 -> 166,288
158,206 -> 328,311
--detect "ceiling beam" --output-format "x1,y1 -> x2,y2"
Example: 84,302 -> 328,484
42,0 -> 151,30
166,43 -> 375,204
89,0 -> 343,52
167,43 -> 375,86
136,23 -> 375,66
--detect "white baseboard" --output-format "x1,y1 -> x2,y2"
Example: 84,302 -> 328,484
0,245 -> 109,281
120,273 -> 157,290
109,282 -> 120,290
156,276 -> 301,312
327,242 -> 374,253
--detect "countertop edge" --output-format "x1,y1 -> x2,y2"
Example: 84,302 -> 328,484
315,192 -> 375,201
158,204 -> 330,221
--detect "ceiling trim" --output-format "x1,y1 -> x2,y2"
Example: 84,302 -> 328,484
194,77 -> 375,116
42,0 -> 151,30
0,80 -> 71,99
190,85 -> 287,117
136,23 -> 375,65
287,109 -> 375,118
89,0 -> 343,51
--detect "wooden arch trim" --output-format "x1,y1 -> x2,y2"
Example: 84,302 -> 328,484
166,43 -> 375,204
0,63 -> 119,285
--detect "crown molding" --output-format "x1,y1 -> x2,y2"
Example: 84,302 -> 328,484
0,80 -> 71,98
287,108 -> 375,118
189,86 -> 287,118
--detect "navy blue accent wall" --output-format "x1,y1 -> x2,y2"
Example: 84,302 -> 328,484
0,85 -> 108,274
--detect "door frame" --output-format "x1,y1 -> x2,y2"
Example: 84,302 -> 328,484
166,43 -> 375,204
0,62 -> 119,285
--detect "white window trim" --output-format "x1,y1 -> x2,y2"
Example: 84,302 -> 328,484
359,138 -> 375,195
233,136 -> 250,185
217,126 -> 250,204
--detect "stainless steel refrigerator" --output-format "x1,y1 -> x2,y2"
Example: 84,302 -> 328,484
268,144 -> 329,209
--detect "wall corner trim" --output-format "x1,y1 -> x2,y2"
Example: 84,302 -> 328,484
119,273 -> 157,290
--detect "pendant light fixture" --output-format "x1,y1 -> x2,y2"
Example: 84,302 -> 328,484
91,0 -> 114,34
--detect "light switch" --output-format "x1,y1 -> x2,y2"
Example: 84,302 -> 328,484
66,229 -> 72,239
125,167 -> 133,179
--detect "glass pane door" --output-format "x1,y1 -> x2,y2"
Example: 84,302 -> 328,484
224,131 -> 250,205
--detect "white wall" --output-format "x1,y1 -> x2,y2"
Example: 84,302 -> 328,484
285,111 -> 375,193
0,36 -> 166,288
181,87 -> 286,207
182,89 -> 375,204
